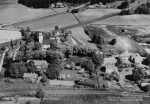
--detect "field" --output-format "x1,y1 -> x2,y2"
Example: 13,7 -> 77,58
75,9 -> 120,23
0,0 -> 61,25
5,13 -> 79,31
9,94 -> 150,104
91,15 -> 150,26
86,25 -> 146,55
106,25 -> 150,54
0,30 -> 22,44
69,27 -> 97,49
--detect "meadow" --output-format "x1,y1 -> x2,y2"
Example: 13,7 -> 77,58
91,15 -> 150,26
75,9 -> 121,23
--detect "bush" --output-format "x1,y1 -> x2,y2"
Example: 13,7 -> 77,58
143,85 -> 150,92
46,64 -> 61,79
41,75 -> 47,83
71,9 -> 79,13
75,79 -> 98,88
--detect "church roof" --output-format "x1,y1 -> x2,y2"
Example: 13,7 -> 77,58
42,39 -> 58,45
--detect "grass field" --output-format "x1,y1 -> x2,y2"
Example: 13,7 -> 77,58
0,0 -> 58,24
91,15 -> 150,26
0,30 -> 22,44
69,27 -> 97,49
18,94 -> 149,104
5,13 -> 79,31
75,9 -> 120,23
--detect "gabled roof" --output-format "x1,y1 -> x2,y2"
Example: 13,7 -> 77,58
23,73 -> 38,79
105,63 -> 116,69
103,57 -> 117,65
27,60 -> 48,66
42,39 -> 58,45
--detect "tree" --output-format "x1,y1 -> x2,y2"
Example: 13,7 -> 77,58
36,88 -> 45,104
26,27 -> 31,32
46,50 -> 64,65
25,50 -> 34,60
92,53 -> 104,67
20,27 -> 25,36
92,34 -> 98,44
118,1 -> 129,9
143,55 -> 150,66
54,26 -> 59,31
143,85 -> 150,92
16,51 -> 24,62
46,64 -> 61,79
110,38 -> 117,45
34,42 -> 42,50
6,63 -> 27,78
97,36 -> 104,44
49,42 -> 58,51
10,39 -> 14,49
132,68 -> 146,82
65,46 -> 73,58
26,61 -> 37,73
80,59 -> 95,74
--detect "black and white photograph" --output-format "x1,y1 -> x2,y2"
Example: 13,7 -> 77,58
0,0 -> 150,104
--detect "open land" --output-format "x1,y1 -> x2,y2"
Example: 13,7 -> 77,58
0,30 -> 22,44
69,27 -> 98,49
75,9 -> 121,23
91,15 -> 150,26
5,13 -> 79,31
0,0 -> 62,25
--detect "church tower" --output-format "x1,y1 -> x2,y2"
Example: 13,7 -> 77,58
39,33 -> 43,44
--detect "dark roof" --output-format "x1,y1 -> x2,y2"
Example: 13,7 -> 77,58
42,39 -> 58,45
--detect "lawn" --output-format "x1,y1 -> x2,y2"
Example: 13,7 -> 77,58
91,15 -> 150,26
5,13 -> 79,31
75,8 -> 120,23
0,0 -> 56,25
69,27 -> 98,49
0,79 -> 39,92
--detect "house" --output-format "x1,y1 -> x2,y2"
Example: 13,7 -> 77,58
103,57 -> 117,66
27,60 -> 48,71
105,63 -> 117,74
129,53 -> 142,64
39,33 -> 60,50
140,83 -> 150,87
23,73 -> 38,82
119,50 -> 132,62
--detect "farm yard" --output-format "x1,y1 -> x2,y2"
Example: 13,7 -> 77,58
69,27 -> 97,49
91,15 -> 150,26
74,9 -> 121,23
5,13 -> 79,31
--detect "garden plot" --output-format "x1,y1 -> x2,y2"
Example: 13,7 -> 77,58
75,9 -> 120,23
92,15 -> 150,26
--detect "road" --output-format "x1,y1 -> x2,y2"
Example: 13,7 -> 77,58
1,89 -> 150,98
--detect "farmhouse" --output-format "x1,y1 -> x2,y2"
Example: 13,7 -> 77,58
105,63 -> 117,74
103,57 -> 117,66
23,73 -> 38,81
129,53 -> 142,64
119,50 -> 132,62
27,60 -> 48,70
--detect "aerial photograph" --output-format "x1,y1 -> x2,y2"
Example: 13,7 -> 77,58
0,0 -> 150,104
